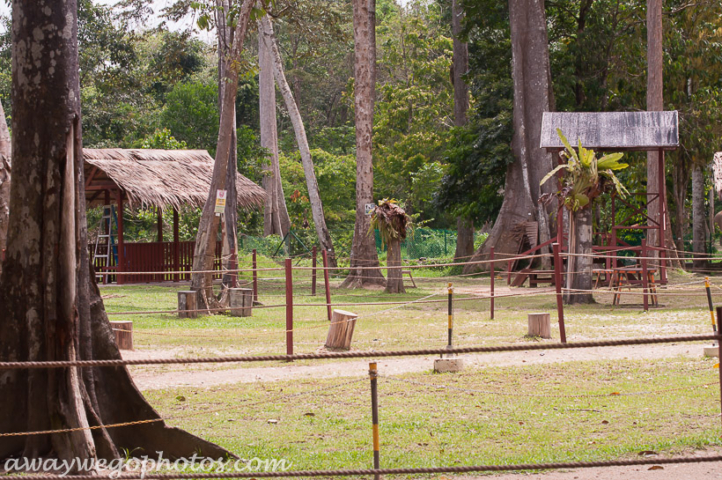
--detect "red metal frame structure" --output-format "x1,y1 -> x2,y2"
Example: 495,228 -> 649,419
539,111 -> 679,285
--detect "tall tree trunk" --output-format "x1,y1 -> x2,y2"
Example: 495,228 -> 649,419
341,0 -> 385,288
0,0 -> 226,463
259,16 -> 337,268
672,154 -> 690,253
190,0 -> 254,309
216,0 -> 239,288
259,25 -> 291,241
450,0 -> 474,261
385,239 -> 405,294
645,0 -> 678,266
455,219 -> 474,260
692,164 -> 707,269
567,208 -> 594,304
0,98 -> 11,273
463,0 -> 555,274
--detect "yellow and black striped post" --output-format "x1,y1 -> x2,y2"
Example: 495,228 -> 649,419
447,283 -> 454,351
369,362 -> 380,480
706,277 -> 717,337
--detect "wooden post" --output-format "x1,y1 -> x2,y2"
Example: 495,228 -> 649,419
110,321 -> 133,350
285,258 -> 293,357
553,243 -> 567,343
369,362 -> 380,480
173,208 -> 179,282
229,288 -> 253,317
716,307 -> 722,427
447,283 -> 453,349
325,309 -> 358,350
103,189 -> 111,284
641,239 -> 649,312
322,249 -> 332,321
490,246 -> 495,320
252,249 -> 258,302
157,207 -> 163,243
527,313 -> 551,338
311,246 -> 317,296
178,291 -> 198,318
658,149 -> 668,284
116,189 -> 125,285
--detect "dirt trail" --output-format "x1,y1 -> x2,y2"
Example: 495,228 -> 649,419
125,342 -> 710,391
469,448 -> 722,479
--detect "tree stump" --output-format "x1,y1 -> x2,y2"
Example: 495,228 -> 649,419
325,309 -> 358,350
110,321 -> 133,350
229,288 -> 253,317
527,312 -> 551,338
178,290 -> 199,318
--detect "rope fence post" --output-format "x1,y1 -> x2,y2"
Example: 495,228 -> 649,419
706,277 -> 716,338
553,243 -> 567,343
322,249 -> 332,321
369,362 -> 380,480
490,247 -> 495,320
641,239 -> 649,312
311,246 -> 317,296
252,249 -> 258,302
285,258 -> 293,359
447,283 -> 454,351
716,308 -> 722,429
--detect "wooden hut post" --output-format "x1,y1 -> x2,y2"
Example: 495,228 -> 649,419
116,189 -> 125,285
173,208 -> 180,282
658,148 -> 668,284
157,207 -> 163,243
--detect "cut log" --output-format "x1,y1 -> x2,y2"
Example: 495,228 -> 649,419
110,320 -> 133,350
229,287 -> 253,317
178,290 -> 199,318
527,312 -> 551,338
325,309 -> 358,350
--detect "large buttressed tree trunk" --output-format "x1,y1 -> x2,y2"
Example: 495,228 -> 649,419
463,0 -> 555,274
451,0 -> 474,261
259,16 -> 338,268
0,98 -> 10,273
190,0 -> 254,309
260,23 -> 291,240
341,0 -> 385,288
0,0 -> 227,463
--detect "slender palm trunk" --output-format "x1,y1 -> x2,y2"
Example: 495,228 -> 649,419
567,208 -> 594,304
385,239 -> 405,294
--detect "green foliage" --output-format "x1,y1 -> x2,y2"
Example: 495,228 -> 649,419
139,128 -> 188,150
541,129 -> 629,213
161,80 -> 220,154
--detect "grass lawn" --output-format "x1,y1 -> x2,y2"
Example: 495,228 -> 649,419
143,357 -> 722,472
101,265 -> 721,359
95,261 -> 722,474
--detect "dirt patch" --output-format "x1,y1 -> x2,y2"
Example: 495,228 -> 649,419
465,448 -> 722,479
125,342 -> 711,391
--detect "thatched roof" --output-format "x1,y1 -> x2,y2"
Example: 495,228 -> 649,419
83,149 -> 265,211
540,111 -> 679,151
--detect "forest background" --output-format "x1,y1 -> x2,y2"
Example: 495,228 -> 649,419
0,0 -> 720,260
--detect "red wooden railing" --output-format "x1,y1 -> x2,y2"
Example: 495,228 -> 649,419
91,241 -> 223,284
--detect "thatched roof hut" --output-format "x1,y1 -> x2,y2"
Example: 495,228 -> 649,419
84,149 -> 265,211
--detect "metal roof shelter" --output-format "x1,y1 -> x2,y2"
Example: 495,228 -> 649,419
540,111 -> 680,284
